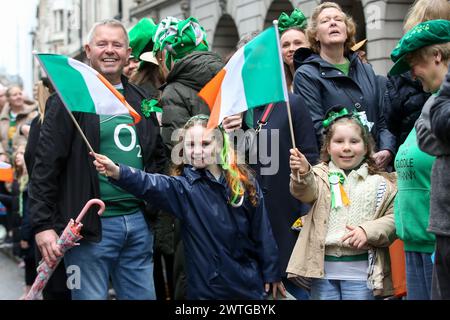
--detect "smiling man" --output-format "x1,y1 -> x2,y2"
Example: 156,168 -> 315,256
29,19 -> 166,300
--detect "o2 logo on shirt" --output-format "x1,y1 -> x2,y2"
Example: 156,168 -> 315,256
113,124 -> 142,157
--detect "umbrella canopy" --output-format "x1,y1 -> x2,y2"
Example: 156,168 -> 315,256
25,199 -> 105,300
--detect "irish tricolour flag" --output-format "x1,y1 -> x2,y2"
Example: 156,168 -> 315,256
199,26 -> 288,129
34,53 -> 141,124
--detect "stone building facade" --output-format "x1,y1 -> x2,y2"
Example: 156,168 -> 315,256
34,0 -> 416,80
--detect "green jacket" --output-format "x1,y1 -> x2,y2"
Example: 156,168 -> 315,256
160,51 -> 223,150
394,128 -> 436,253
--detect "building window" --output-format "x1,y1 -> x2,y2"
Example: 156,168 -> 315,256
54,9 -> 64,32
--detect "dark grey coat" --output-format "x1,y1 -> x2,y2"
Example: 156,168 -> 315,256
416,65 -> 450,236
160,51 -> 224,150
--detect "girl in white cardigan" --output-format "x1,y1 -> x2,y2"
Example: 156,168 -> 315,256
287,106 -> 397,299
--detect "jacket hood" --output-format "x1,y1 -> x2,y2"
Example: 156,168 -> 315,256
293,47 -> 314,70
166,51 -> 224,91
293,48 -> 359,71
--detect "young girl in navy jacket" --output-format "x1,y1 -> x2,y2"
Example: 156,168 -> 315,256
92,114 -> 284,300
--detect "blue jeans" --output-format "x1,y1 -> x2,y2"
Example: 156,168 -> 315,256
64,210 -> 155,300
405,251 -> 433,300
310,278 -> 374,300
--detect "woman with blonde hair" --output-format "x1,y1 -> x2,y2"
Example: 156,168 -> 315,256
24,78 -> 53,176
293,2 -> 395,170
403,0 -> 450,32
0,86 -> 37,158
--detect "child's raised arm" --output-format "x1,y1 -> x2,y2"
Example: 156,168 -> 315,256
91,153 -> 188,220
289,148 -> 319,204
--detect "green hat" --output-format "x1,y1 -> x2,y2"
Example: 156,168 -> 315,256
278,8 -> 307,34
129,18 -> 157,60
389,19 -> 450,76
152,16 -> 209,70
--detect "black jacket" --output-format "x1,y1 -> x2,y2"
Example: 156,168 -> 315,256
249,93 -> 319,277
385,72 -> 430,149
24,115 -> 41,177
293,48 -> 396,154
28,76 -> 166,241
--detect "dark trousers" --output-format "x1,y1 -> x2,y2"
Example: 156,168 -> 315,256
431,235 -> 450,300
35,246 -> 71,300
24,256 -> 37,286
154,249 -> 174,300
173,219 -> 187,300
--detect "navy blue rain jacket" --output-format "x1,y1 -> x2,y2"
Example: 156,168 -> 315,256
111,164 -> 280,299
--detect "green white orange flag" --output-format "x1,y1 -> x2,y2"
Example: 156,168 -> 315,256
34,53 -> 141,124
0,162 -> 13,183
198,26 -> 288,129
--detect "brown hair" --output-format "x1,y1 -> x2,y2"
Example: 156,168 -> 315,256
405,42 -> 450,67
170,115 -> 258,207
12,142 -> 27,178
129,62 -> 164,88
284,63 -> 293,90
280,28 -> 307,89
320,117 -> 381,175
404,0 -> 450,32
307,2 -> 356,55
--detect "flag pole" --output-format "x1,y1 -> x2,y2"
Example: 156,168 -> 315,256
273,20 -> 296,149
33,52 -> 95,156
64,107 -> 96,155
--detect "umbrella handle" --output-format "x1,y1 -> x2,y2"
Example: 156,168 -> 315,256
75,199 -> 106,223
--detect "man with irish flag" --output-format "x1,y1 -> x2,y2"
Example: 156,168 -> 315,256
28,19 -> 166,300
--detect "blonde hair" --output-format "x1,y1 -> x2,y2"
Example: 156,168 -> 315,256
307,2 -> 356,54
129,62 -> 164,88
5,85 -> 22,98
170,115 -> 259,207
36,81 -> 50,123
404,0 -> 450,32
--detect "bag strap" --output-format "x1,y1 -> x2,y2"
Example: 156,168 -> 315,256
255,103 -> 275,133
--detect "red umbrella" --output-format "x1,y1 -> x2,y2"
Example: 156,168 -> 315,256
25,199 -> 105,300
